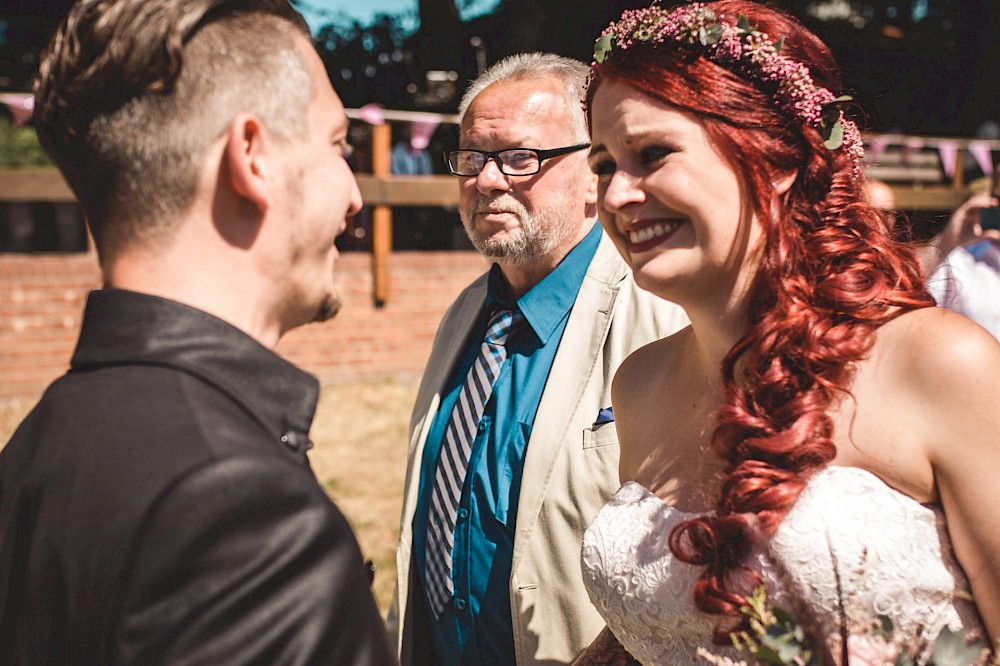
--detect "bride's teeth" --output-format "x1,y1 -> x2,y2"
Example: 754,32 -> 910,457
629,221 -> 677,244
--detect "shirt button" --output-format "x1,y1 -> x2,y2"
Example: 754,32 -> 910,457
457,508 -> 469,521
477,421 -> 487,432
280,431 -> 313,452
455,598 -> 467,611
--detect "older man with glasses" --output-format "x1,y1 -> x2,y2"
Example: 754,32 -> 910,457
389,53 -> 687,666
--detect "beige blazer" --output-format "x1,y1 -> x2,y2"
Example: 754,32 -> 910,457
390,234 -> 688,665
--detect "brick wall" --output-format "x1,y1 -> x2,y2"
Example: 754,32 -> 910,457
0,250 -> 489,404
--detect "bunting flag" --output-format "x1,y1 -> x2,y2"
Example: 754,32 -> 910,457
356,102 -> 385,125
902,136 -> 925,165
866,136 -> 889,164
937,139 -> 958,178
409,117 -> 439,150
0,93 -> 33,126
968,141 -> 994,176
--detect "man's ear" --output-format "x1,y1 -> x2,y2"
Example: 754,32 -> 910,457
224,113 -> 271,213
772,169 -> 798,196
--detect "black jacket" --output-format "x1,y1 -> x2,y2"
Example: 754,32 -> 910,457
0,289 -> 395,665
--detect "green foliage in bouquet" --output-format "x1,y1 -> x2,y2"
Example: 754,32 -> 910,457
697,586 -> 995,666
732,587 -> 819,666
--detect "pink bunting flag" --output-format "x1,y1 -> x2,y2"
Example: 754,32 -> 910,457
0,93 -> 34,127
937,139 -> 958,178
968,141 -> 994,176
356,103 -> 385,125
867,136 -> 889,164
409,118 -> 440,151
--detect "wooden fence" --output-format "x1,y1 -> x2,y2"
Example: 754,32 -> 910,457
2,118 -> 998,305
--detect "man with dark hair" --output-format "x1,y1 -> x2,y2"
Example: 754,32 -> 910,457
0,1 -> 394,663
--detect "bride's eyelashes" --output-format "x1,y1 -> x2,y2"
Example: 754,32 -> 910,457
589,156 -> 616,177
639,145 -> 673,165
588,143 -> 677,179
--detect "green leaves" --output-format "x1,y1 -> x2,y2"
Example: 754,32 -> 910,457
752,605 -> 819,666
594,33 -> 613,64
725,587 -> 988,666
730,587 -> 819,666
820,121 -> 844,151
699,23 -> 724,46
925,627 -> 987,666
819,95 -> 854,150
871,615 -> 895,641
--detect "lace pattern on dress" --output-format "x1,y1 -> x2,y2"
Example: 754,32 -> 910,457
581,466 -> 982,666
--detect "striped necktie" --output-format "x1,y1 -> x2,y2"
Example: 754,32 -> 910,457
424,306 -> 523,619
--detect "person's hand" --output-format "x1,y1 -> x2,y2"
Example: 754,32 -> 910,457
939,193 -> 1000,254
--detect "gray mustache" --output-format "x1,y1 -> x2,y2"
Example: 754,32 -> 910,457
473,197 -> 523,215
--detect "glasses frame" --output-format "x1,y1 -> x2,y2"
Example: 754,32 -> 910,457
444,143 -> 591,177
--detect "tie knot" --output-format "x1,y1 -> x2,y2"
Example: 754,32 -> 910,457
484,307 -> 522,346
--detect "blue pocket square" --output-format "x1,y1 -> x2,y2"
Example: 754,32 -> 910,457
593,407 -> 614,426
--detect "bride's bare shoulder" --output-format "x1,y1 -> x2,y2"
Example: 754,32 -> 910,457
876,306 -> 1000,384
863,306 -> 1000,458
616,326 -> 691,387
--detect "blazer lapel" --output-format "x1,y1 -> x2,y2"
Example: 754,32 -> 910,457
407,275 -> 488,451
397,274 -> 489,649
511,235 -> 626,568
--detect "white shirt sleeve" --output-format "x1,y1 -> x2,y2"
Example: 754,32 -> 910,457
927,241 -> 1000,341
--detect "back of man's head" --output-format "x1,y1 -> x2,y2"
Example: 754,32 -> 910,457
458,52 -> 590,145
34,0 -> 312,259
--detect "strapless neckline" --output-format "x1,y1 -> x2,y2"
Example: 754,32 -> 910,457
582,465 -> 983,666
622,465 -> 927,516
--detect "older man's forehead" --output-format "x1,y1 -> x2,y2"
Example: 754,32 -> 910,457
461,82 -> 577,144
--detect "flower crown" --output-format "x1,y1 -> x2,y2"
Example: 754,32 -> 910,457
592,2 -> 865,171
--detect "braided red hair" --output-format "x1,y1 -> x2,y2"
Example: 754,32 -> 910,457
587,0 -> 933,640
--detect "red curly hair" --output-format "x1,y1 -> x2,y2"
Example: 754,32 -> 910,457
586,0 -> 933,640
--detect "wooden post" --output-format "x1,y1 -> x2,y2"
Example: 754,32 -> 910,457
951,144 -> 964,191
371,122 -> 393,307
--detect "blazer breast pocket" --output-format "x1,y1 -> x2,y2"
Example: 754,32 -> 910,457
582,423 -> 619,450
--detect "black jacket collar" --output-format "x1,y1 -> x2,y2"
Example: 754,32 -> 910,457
71,289 -> 319,443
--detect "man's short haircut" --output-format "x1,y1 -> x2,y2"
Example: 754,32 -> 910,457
458,52 -> 591,145
34,0 -> 313,257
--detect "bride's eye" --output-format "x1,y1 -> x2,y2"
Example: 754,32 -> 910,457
639,145 -> 672,165
589,158 -> 616,177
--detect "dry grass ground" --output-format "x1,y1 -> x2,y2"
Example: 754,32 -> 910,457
0,378 -> 418,618
308,379 -> 417,615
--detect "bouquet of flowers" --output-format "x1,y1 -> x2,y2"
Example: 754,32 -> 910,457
696,586 -> 995,666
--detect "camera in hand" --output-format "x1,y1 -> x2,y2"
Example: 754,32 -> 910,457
981,206 -> 1000,232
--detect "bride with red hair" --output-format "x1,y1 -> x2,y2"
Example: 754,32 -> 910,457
576,1 -> 1000,663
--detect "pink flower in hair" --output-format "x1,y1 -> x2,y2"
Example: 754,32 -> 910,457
590,1 -> 865,173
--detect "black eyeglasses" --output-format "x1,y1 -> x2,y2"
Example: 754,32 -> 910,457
445,143 -> 591,177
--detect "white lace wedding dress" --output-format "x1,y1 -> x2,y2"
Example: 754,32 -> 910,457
581,466 -> 983,665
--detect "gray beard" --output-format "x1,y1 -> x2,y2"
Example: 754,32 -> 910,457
462,199 -> 567,265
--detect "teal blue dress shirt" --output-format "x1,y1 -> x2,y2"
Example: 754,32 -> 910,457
411,222 -> 602,664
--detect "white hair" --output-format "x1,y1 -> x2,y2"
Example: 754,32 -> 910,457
457,52 -> 590,144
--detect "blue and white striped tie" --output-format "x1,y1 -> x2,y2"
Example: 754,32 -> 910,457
424,306 -> 523,619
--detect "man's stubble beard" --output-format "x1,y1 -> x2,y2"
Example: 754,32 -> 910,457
460,192 -> 580,266
312,291 -> 342,323
285,164 -> 343,325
